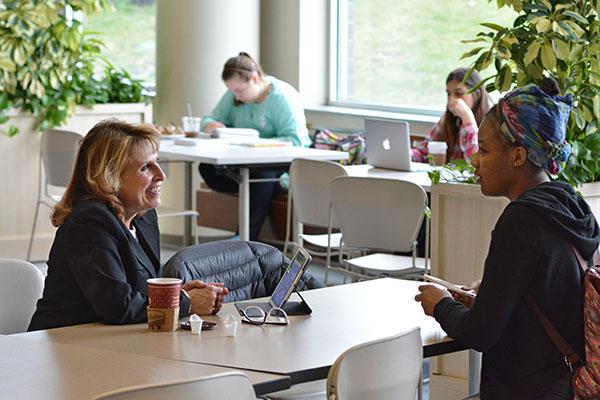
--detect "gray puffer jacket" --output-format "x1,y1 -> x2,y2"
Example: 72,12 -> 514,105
161,240 -> 323,302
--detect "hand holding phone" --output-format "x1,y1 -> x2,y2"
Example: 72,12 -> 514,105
422,274 -> 477,299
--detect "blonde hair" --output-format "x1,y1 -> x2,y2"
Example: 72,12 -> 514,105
52,120 -> 160,227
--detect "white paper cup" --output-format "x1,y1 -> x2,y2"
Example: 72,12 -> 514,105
190,318 -> 203,335
427,141 -> 448,166
225,321 -> 239,337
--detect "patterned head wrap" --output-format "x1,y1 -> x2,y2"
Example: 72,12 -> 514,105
497,79 -> 572,174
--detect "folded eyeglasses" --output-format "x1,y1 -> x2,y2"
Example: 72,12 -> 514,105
240,305 -> 289,326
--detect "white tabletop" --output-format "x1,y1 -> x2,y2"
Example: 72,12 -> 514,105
17,279 -> 457,384
343,164 -> 432,191
159,139 -> 348,165
0,335 -> 290,399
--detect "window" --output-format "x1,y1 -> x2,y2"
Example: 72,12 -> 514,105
332,0 -> 516,114
85,0 -> 156,85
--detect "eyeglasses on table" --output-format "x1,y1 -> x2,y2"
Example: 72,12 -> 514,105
240,306 -> 289,326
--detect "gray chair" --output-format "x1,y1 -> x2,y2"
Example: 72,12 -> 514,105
0,258 -> 45,334
327,327 -> 423,400
162,240 -> 323,302
28,129 -> 82,261
92,371 -> 256,400
283,158 -> 349,286
330,177 -> 429,280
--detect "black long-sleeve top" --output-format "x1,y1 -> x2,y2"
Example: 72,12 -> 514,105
434,181 -> 599,399
28,200 -> 191,331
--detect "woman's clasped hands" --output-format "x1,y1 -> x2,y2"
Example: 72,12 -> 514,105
183,280 -> 229,315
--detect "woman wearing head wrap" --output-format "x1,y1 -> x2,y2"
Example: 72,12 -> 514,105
416,78 -> 600,399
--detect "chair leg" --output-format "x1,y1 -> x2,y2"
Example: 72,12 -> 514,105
192,214 -> 199,245
27,202 -> 41,261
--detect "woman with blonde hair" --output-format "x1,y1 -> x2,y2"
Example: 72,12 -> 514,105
29,120 -> 228,331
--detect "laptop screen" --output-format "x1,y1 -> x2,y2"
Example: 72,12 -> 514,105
364,118 -> 413,171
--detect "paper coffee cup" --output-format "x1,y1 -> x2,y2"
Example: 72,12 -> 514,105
427,141 -> 448,166
147,278 -> 182,331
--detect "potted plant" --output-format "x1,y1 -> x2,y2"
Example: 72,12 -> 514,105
0,0 -> 152,259
462,0 -> 600,187
0,0 -> 150,136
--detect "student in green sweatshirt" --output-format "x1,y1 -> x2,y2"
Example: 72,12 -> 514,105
200,52 -> 310,240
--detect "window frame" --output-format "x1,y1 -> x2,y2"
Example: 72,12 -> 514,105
328,0 -> 444,117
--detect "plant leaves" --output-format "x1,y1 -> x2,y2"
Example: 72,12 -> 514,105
594,95 -> 600,120
524,41 -> 540,65
541,43 -> 556,70
461,47 -> 485,60
552,38 -> 570,61
563,11 -> 588,25
480,22 -> 506,31
535,17 -> 552,32
584,133 -> 600,152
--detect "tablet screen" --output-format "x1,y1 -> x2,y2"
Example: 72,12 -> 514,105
270,249 -> 311,308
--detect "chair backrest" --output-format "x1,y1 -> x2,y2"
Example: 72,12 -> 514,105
327,327 -> 422,400
330,177 -> 427,252
0,258 -> 44,334
289,158 -> 348,227
92,371 -> 256,400
41,129 -> 82,187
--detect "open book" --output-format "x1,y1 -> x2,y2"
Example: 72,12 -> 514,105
422,274 -> 476,298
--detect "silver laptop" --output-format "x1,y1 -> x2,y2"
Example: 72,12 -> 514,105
364,118 -> 432,172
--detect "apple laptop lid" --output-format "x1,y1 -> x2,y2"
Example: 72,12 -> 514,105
364,118 -> 432,172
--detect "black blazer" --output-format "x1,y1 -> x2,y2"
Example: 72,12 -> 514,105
28,200 -> 190,331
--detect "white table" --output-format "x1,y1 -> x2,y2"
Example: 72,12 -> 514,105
343,164 -> 432,191
0,335 -> 290,398
17,279 -> 464,386
159,138 -> 348,241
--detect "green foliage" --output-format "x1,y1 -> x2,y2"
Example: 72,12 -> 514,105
427,159 -> 478,185
0,0 -> 150,136
463,0 -> 600,185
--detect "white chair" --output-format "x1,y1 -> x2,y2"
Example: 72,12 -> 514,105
27,129 -> 82,261
0,258 -> 44,334
329,177 -> 429,280
283,159 -> 348,285
327,327 -> 423,400
92,371 -> 256,400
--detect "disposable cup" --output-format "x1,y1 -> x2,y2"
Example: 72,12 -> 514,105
190,318 -> 203,335
182,116 -> 201,138
147,278 -> 182,332
225,320 -> 239,337
427,141 -> 448,166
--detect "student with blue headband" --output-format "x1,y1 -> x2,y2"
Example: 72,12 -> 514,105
416,77 -> 599,399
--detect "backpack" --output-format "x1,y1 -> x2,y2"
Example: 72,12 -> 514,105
312,129 -> 367,165
526,245 -> 600,399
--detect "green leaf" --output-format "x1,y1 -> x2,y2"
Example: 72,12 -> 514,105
563,11 -> 588,25
552,39 -> 569,61
535,17 -> 551,33
594,96 -> 600,120
541,43 -> 556,70
460,47 -> 485,60
524,41 -> 540,65
584,133 -> 600,152
480,22 -> 506,31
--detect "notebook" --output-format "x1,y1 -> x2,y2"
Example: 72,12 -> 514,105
364,118 -> 433,172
